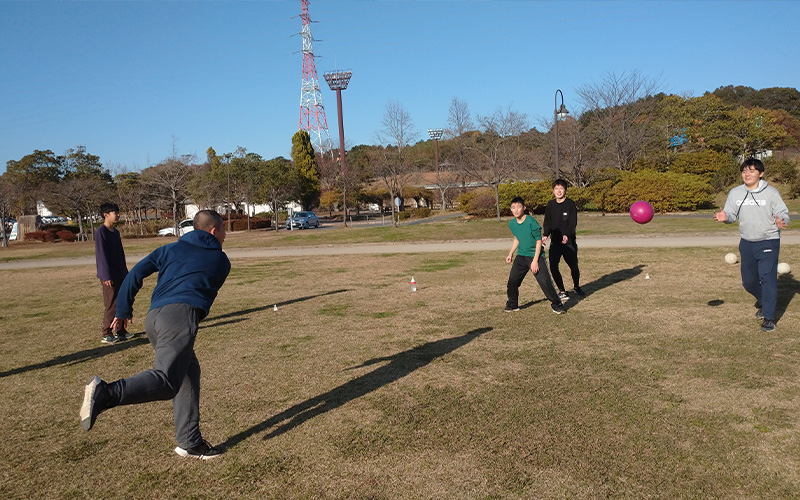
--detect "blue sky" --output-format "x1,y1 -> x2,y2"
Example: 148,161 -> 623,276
2,0 -> 799,175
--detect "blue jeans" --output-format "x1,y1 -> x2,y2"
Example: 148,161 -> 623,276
739,239 -> 780,320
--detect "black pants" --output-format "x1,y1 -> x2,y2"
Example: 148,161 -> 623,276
506,255 -> 561,308
548,242 -> 580,292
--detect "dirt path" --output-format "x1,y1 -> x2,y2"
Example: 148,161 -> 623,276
3,234 -> 800,270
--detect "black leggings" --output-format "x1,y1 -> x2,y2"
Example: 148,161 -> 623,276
548,242 -> 580,292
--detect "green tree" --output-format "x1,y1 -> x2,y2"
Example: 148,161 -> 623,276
255,157 -> 297,230
4,149 -> 62,215
0,174 -> 13,246
42,146 -> 114,238
291,130 -> 320,210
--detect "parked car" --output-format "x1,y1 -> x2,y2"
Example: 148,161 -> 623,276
158,219 -> 195,237
285,211 -> 320,229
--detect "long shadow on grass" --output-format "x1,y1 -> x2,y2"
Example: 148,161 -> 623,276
579,264 -> 645,297
220,326 -> 492,449
776,274 -> 800,322
0,337 -> 149,379
203,289 -> 350,324
519,265 -> 645,310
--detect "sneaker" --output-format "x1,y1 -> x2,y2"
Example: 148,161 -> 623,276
101,334 -> 118,344
761,319 -> 776,332
551,304 -> 566,314
175,440 -> 223,460
504,306 -> 520,312
755,309 -> 764,320
116,330 -> 132,341
80,375 -> 109,431
573,286 -> 586,298
557,291 -> 569,301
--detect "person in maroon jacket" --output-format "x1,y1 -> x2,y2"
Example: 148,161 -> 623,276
95,202 -> 129,343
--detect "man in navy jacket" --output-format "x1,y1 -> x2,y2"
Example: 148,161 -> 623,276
80,210 -> 231,460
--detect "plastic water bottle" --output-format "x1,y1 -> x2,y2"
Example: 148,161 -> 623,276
410,277 -> 417,292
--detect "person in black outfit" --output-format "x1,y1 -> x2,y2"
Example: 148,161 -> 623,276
542,179 -> 584,300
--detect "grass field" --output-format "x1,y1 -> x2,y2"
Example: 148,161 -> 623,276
2,222 -> 800,499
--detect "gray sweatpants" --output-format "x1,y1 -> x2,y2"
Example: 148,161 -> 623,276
109,303 -> 203,448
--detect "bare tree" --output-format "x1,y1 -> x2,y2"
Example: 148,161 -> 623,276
536,115 -> 595,187
576,71 -> 663,170
374,100 -> 419,227
444,97 -> 477,203
464,106 -> 529,219
116,172 -> 154,235
145,155 -> 197,235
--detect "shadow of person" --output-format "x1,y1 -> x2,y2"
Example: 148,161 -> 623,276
519,265 -> 646,310
204,289 -> 349,323
776,273 -> 800,322
0,337 -> 149,379
578,265 -> 646,298
219,327 -> 492,450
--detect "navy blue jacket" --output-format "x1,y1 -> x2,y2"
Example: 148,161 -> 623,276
116,229 -> 230,320
95,224 -> 128,281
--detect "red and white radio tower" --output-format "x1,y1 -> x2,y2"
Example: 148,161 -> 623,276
298,0 -> 333,155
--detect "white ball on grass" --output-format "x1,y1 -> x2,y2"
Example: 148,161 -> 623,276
724,253 -> 738,265
778,262 -> 791,275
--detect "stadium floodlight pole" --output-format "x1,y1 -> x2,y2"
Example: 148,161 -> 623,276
323,70 -> 353,227
554,89 -> 569,179
427,128 -> 445,210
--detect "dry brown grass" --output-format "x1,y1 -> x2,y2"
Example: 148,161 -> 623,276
2,242 -> 800,499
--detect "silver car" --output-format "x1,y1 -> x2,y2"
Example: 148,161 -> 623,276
285,211 -> 320,229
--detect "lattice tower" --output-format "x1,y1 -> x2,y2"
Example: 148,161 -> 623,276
298,0 -> 333,155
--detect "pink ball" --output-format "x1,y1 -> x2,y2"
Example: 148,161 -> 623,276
630,201 -> 654,224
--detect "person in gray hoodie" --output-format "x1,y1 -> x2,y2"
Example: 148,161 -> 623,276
714,158 -> 789,332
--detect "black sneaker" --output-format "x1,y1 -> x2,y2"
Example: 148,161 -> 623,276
557,291 -> 569,301
573,286 -> 586,298
80,375 -> 109,431
175,440 -> 223,460
101,334 -> 118,344
551,304 -> 566,314
761,319 -> 776,332
116,330 -> 132,341
504,306 -> 520,312
755,309 -> 764,320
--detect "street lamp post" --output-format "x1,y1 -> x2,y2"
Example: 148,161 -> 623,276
427,128 -> 444,210
323,70 -> 353,227
554,89 -> 569,179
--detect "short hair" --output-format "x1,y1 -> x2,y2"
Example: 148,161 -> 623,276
510,196 -> 525,206
552,179 -> 568,189
99,202 -> 119,216
740,158 -> 765,172
193,210 -> 225,233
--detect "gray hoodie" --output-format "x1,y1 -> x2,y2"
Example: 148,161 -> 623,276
722,179 -> 789,241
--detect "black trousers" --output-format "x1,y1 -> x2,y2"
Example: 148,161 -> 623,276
506,255 -> 561,308
548,242 -> 580,292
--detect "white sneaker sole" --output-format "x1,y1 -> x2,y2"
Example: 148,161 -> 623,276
174,446 -> 222,460
80,375 -> 100,431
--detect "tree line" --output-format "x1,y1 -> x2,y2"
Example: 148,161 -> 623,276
2,72 -> 799,244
